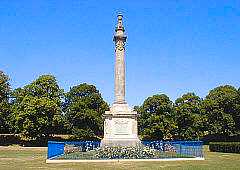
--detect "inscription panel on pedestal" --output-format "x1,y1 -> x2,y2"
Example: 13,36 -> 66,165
114,119 -> 132,135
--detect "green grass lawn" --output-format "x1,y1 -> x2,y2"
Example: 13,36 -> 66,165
0,145 -> 239,170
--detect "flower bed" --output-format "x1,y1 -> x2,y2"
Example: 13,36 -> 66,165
47,141 -> 203,160
57,144 -> 194,160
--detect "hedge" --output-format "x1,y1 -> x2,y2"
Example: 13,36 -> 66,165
0,134 -> 101,146
0,134 -> 22,146
209,142 -> 240,154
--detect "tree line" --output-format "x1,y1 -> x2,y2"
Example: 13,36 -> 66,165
0,70 -> 239,141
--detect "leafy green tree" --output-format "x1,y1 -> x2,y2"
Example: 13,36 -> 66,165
137,94 -> 176,140
175,93 -> 205,140
63,83 -> 109,140
0,71 -> 11,133
10,75 -> 63,140
202,85 -> 239,137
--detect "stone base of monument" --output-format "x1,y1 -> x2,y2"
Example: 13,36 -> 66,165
101,103 -> 140,147
101,138 -> 140,147
46,158 -> 205,163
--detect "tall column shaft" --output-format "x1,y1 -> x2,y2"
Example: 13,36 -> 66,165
114,39 -> 126,103
114,14 -> 127,104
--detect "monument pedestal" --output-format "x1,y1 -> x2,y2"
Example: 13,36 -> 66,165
101,103 -> 140,147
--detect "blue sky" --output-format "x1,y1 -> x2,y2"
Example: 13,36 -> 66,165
0,1 -> 240,106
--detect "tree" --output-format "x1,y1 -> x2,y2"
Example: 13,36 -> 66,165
10,75 -> 63,140
174,93 -> 204,140
202,85 -> 239,137
63,83 -> 109,140
137,94 -> 176,140
0,71 -> 11,133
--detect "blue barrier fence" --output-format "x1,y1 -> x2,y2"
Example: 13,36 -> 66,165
142,141 -> 203,158
47,140 -> 203,159
48,141 -> 65,159
48,141 -> 100,159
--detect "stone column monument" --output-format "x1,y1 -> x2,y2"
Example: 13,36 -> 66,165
101,13 -> 140,146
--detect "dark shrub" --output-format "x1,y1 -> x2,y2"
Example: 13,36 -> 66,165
209,142 -> 240,154
0,134 -> 20,145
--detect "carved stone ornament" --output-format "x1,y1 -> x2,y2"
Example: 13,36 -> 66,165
116,40 -> 124,51
105,120 -> 110,134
